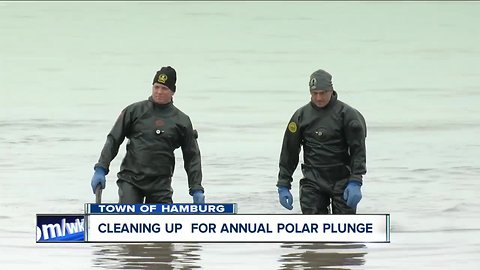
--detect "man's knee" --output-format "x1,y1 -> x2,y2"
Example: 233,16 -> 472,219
145,193 -> 173,204
117,180 -> 144,204
299,178 -> 331,215
331,196 -> 356,214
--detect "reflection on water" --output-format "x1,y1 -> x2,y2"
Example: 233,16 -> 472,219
90,242 -> 367,269
92,243 -> 202,269
279,243 -> 367,270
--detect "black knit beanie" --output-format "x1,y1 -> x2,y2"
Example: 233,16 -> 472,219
152,66 -> 177,92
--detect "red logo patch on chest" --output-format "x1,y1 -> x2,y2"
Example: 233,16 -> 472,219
155,119 -> 165,127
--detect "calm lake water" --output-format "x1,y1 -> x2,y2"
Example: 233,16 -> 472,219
1,2 -> 480,269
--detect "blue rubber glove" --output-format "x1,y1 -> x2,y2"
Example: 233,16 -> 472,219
91,167 -> 106,194
343,180 -> 362,208
192,191 -> 205,204
278,187 -> 293,210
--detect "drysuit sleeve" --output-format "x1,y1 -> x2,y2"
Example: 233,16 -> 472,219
181,118 -> 204,195
277,112 -> 302,189
344,108 -> 367,183
94,107 -> 132,174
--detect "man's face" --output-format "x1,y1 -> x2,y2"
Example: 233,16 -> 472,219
310,89 -> 333,108
151,83 -> 174,104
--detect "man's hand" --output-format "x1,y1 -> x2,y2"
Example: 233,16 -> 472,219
343,180 -> 362,208
91,167 -> 106,194
278,187 -> 293,210
192,191 -> 205,204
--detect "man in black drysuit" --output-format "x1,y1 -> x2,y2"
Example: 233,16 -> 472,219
277,69 -> 366,214
90,66 -> 205,204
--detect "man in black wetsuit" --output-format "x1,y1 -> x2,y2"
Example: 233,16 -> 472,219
277,69 -> 366,214
90,66 -> 205,204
